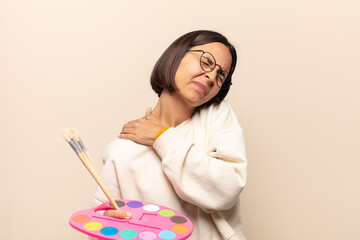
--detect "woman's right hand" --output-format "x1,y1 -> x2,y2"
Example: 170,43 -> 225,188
104,209 -> 132,219
119,108 -> 164,146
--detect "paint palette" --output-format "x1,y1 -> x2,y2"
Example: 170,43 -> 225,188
69,199 -> 193,240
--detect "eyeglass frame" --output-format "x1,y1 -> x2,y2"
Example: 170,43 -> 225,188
186,49 -> 232,89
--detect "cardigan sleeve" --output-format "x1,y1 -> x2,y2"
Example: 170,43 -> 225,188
153,102 -> 247,213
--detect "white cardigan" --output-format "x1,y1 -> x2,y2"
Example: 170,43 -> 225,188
93,101 -> 247,240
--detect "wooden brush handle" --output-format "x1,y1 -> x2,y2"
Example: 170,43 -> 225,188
77,152 -> 119,210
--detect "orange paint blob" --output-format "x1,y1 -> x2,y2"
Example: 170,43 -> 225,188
171,224 -> 189,233
72,215 -> 91,224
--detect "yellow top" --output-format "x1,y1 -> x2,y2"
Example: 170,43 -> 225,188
153,126 -> 170,143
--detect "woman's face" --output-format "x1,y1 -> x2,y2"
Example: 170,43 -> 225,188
174,42 -> 232,108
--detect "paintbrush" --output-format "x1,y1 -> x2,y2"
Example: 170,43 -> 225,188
63,129 -> 119,210
70,128 -> 98,175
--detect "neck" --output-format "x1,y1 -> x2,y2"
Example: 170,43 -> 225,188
152,89 -> 195,127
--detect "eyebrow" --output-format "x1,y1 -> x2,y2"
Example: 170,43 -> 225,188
222,69 -> 229,74
205,56 -> 215,66
214,59 -> 229,75
190,49 -> 230,74
216,64 -> 229,76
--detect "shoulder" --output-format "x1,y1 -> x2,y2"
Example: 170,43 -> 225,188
199,100 -> 234,116
102,138 -> 148,163
198,101 -> 239,126
104,138 -> 137,152
213,100 -> 235,116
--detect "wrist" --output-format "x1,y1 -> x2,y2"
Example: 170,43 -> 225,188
153,126 -> 169,143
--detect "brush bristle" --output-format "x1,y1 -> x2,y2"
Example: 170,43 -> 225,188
63,132 -> 71,142
64,128 -> 73,139
71,127 -> 79,140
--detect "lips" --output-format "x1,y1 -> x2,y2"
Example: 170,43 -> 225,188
192,81 -> 208,95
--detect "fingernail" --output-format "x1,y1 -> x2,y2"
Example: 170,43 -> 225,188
125,212 -> 132,218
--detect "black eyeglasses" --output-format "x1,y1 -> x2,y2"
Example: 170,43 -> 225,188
186,49 -> 231,88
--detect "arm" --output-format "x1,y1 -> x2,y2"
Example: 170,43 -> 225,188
153,102 -> 247,213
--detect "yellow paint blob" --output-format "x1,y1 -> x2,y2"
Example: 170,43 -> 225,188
84,222 -> 103,231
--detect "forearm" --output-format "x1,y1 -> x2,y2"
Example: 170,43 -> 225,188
153,128 -> 247,212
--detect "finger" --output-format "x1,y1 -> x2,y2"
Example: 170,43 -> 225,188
123,120 -> 137,128
145,107 -> 152,120
121,126 -> 134,134
119,133 -> 136,141
104,209 -> 132,219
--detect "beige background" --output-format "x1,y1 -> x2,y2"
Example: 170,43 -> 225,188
1,0 -> 359,239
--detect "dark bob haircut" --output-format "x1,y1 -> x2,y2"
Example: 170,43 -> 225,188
150,30 -> 237,109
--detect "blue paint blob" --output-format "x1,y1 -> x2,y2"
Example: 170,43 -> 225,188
158,230 -> 176,239
100,227 -> 119,236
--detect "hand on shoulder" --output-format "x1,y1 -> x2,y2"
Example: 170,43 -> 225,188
119,108 -> 164,146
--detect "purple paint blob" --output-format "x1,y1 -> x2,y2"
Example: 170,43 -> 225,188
127,201 -> 143,208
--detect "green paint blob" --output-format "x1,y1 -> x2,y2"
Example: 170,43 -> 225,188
119,229 -> 137,239
158,209 -> 175,217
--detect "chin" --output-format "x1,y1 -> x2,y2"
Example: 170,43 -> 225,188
182,92 -> 213,108
187,99 -> 209,108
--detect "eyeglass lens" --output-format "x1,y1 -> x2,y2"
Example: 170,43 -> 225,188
200,52 -> 216,72
200,52 -> 225,87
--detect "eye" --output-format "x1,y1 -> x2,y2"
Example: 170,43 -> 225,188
217,74 -> 225,83
200,55 -> 215,71
201,61 -> 209,67
217,70 -> 227,82
201,58 -> 211,67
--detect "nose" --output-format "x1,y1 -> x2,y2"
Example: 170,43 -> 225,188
205,68 -> 217,87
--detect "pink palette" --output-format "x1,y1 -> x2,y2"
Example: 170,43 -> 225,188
69,199 -> 193,240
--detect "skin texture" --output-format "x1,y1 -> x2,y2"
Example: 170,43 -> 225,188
107,42 -> 232,218
173,42 -> 231,109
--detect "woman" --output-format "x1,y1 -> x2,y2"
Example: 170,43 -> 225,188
93,30 -> 247,240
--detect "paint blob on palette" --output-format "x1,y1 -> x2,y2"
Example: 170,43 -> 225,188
69,199 -> 193,240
